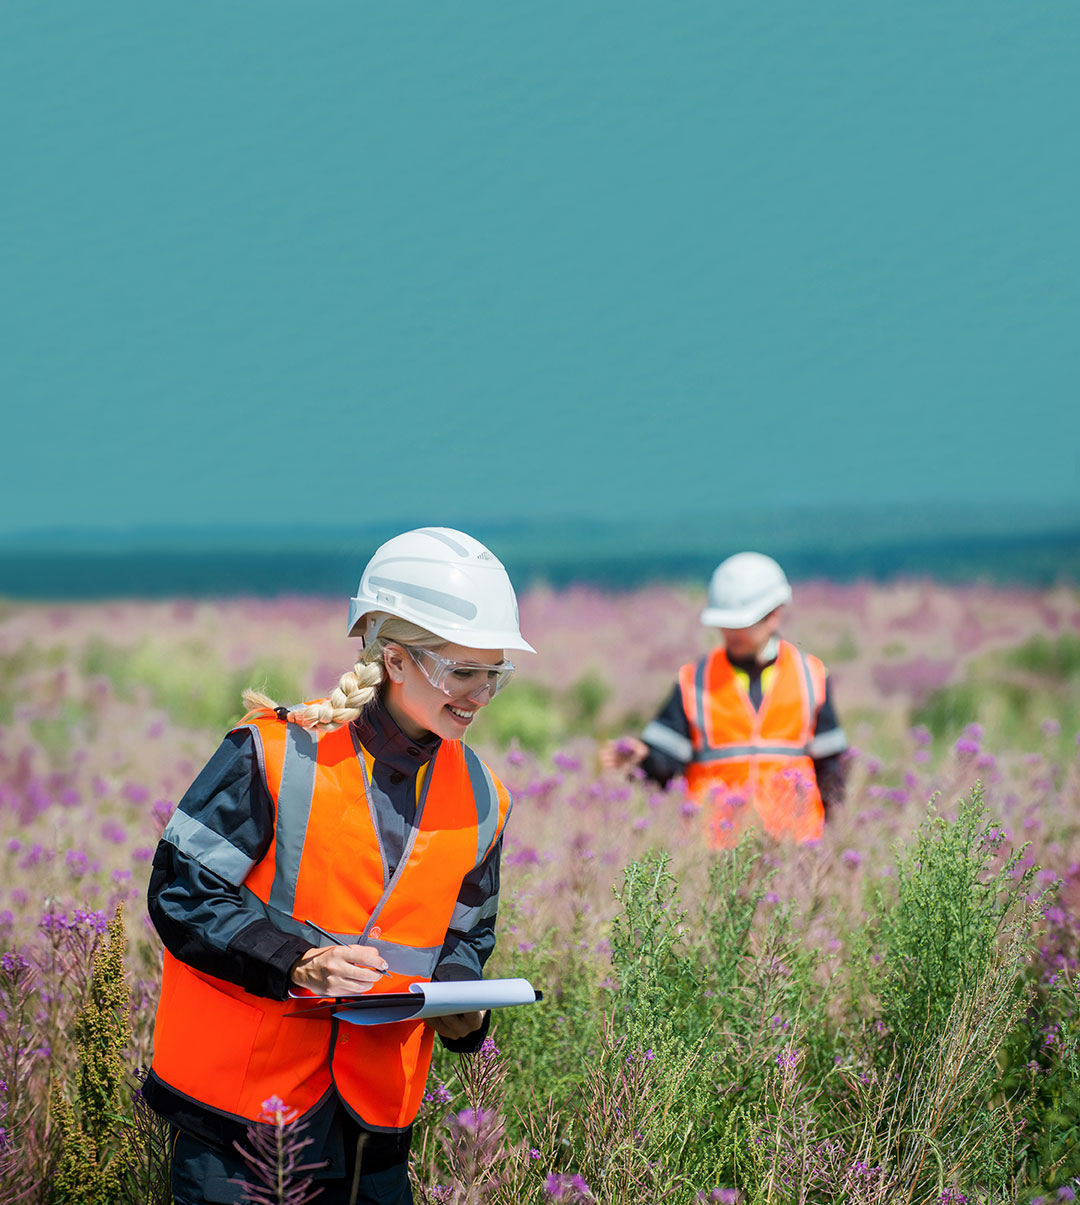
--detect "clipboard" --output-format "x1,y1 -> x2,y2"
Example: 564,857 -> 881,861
284,977 -> 542,1026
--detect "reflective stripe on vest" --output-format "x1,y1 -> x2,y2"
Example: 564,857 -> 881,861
150,713 -> 512,1131
678,641 -> 826,846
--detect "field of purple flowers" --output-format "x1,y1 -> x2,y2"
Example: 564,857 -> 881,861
1,580 -> 1079,1204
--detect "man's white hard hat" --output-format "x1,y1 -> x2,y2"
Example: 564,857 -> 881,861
347,527 -> 536,653
700,552 -> 792,629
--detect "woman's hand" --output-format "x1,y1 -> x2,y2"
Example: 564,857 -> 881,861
599,736 -> 648,772
428,1010 -> 487,1041
289,944 -> 389,996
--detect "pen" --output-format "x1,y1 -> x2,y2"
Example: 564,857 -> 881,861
304,919 -> 391,975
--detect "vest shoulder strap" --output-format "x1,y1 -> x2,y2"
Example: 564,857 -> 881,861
460,743 -> 512,863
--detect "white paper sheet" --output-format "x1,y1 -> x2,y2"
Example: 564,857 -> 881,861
333,977 -> 541,1027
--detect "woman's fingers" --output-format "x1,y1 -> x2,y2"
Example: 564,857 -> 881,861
290,943 -> 390,995
428,1010 -> 486,1040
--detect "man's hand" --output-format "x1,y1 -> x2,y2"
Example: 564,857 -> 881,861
289,944 -> 388,996
599,736 -> 648,772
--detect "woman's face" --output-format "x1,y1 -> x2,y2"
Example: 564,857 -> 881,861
382,641 -> 506,742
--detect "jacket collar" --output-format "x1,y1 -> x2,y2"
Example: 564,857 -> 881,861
354,696 -> 440,772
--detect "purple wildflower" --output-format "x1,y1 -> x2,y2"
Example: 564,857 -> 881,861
100,820 -> 128,844
1,951 -> 30,978
121,781 -> 150,804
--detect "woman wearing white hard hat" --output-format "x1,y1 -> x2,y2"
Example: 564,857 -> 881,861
144,528 -> 533,1205
602,552 -> 847,848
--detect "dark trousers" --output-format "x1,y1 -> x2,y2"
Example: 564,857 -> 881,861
170,1128 -> 414,1205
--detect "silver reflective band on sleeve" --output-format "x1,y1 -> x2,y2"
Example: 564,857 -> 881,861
161,811 -> 257,886
449,896 -> 499,934
808,728 -> 849,758
641,721 -> 694,764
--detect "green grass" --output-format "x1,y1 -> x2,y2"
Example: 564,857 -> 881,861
81,639 -> 304,733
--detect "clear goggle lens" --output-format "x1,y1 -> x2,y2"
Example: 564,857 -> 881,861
406,647 -> 515,699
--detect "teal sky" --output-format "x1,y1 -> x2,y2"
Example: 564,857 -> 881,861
3,2 -> 1078,538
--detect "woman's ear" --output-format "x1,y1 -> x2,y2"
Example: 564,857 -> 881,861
382,643 -> 407,685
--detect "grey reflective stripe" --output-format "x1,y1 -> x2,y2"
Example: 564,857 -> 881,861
350,726 -> 392,887
793,645 -> 818,715
463,745 -> 502,863
694,743 -> 810,763
161,810 -> 257,886
267,723 -> 320,917
693,657 -> 709,748
367,938 -> 440,978
413,528 -> 470,557
239,889 -> 440,978
368,576 -> 478,621
641,721 -> 693,764
449,895 -> 499,933
808,727 -> 849,758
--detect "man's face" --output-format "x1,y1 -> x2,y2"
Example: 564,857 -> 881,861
720,607 -> 783,660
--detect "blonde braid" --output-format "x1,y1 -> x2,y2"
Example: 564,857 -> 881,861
240,658 -> 383,734
238,613 -> 447,735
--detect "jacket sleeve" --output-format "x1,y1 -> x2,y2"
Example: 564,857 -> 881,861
428,825 -> 505,1054
808,676 -> 849,814
146,729 -> 312,1000
434,831 -> 503,984
638,682 -> 693,787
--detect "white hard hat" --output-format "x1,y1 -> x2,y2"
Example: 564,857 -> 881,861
347,527 -> 536,653
700,552 -> 791,629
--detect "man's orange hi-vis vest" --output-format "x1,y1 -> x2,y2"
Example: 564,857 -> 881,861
678,640 -> 826,848
150,712 -> 511,1132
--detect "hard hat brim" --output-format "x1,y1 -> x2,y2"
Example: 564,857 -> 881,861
700,586 -> 791,630
347,600 -> 536,653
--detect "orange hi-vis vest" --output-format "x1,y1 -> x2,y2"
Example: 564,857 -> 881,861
150,712 -> 511,1132
678,640 -> 826,848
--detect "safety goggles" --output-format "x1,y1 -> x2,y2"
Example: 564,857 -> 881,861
405,646 -> 516,699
